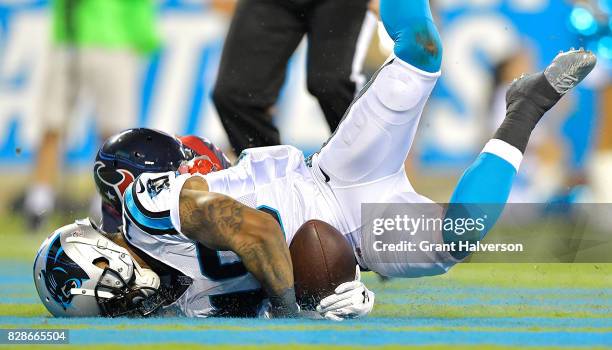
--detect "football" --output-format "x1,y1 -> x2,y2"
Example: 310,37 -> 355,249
289,220 -> 357,309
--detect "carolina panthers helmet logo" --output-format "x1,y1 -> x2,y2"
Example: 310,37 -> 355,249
94,161 -> 135,203
42,235 -> 89,310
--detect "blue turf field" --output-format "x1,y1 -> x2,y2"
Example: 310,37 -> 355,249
1,260 -> 611,349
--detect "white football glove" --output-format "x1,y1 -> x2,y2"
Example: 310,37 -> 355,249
316,266 -> 375,321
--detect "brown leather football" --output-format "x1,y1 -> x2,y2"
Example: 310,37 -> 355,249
289,220 -> 357,309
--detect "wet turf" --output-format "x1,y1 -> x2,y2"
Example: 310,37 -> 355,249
1,223 -> 611,349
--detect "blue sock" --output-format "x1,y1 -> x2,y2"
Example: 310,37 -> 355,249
380,0 -> 442,73
443,152 -> 518,258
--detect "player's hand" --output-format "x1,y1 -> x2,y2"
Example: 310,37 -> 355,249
316,266 -> 375,321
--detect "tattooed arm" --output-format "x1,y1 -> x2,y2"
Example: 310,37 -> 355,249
178,176 -> 298,317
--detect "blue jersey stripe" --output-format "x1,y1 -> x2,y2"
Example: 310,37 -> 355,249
124,186 -> 174,231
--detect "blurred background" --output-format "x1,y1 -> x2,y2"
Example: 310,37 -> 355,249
0,0 -> 611,235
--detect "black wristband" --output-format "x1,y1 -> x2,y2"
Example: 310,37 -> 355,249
268,287 -> 299,318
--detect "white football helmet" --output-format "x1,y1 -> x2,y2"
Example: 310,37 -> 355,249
33,218 -> 162,317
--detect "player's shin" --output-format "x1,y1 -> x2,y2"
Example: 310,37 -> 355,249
443,140 -> 521,259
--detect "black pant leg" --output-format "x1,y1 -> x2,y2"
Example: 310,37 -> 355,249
212,0 -> 306,154
305,0 -> 370,132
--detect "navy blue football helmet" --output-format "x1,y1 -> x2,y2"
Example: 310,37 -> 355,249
94,128 -> 192,232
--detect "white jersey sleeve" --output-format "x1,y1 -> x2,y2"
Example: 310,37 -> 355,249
123,171 -> 188,236
204,145 -> 310,197
172,145 -> 339,244
122,171 -> 205,281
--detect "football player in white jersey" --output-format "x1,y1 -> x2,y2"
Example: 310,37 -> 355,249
34,128 -> 374,319
34,0 -> 596,319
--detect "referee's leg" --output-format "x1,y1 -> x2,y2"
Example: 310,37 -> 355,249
212,0 -> 305,154
305,0 -> 373,132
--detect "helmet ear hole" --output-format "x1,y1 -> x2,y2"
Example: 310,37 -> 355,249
93,257 -> 110,269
